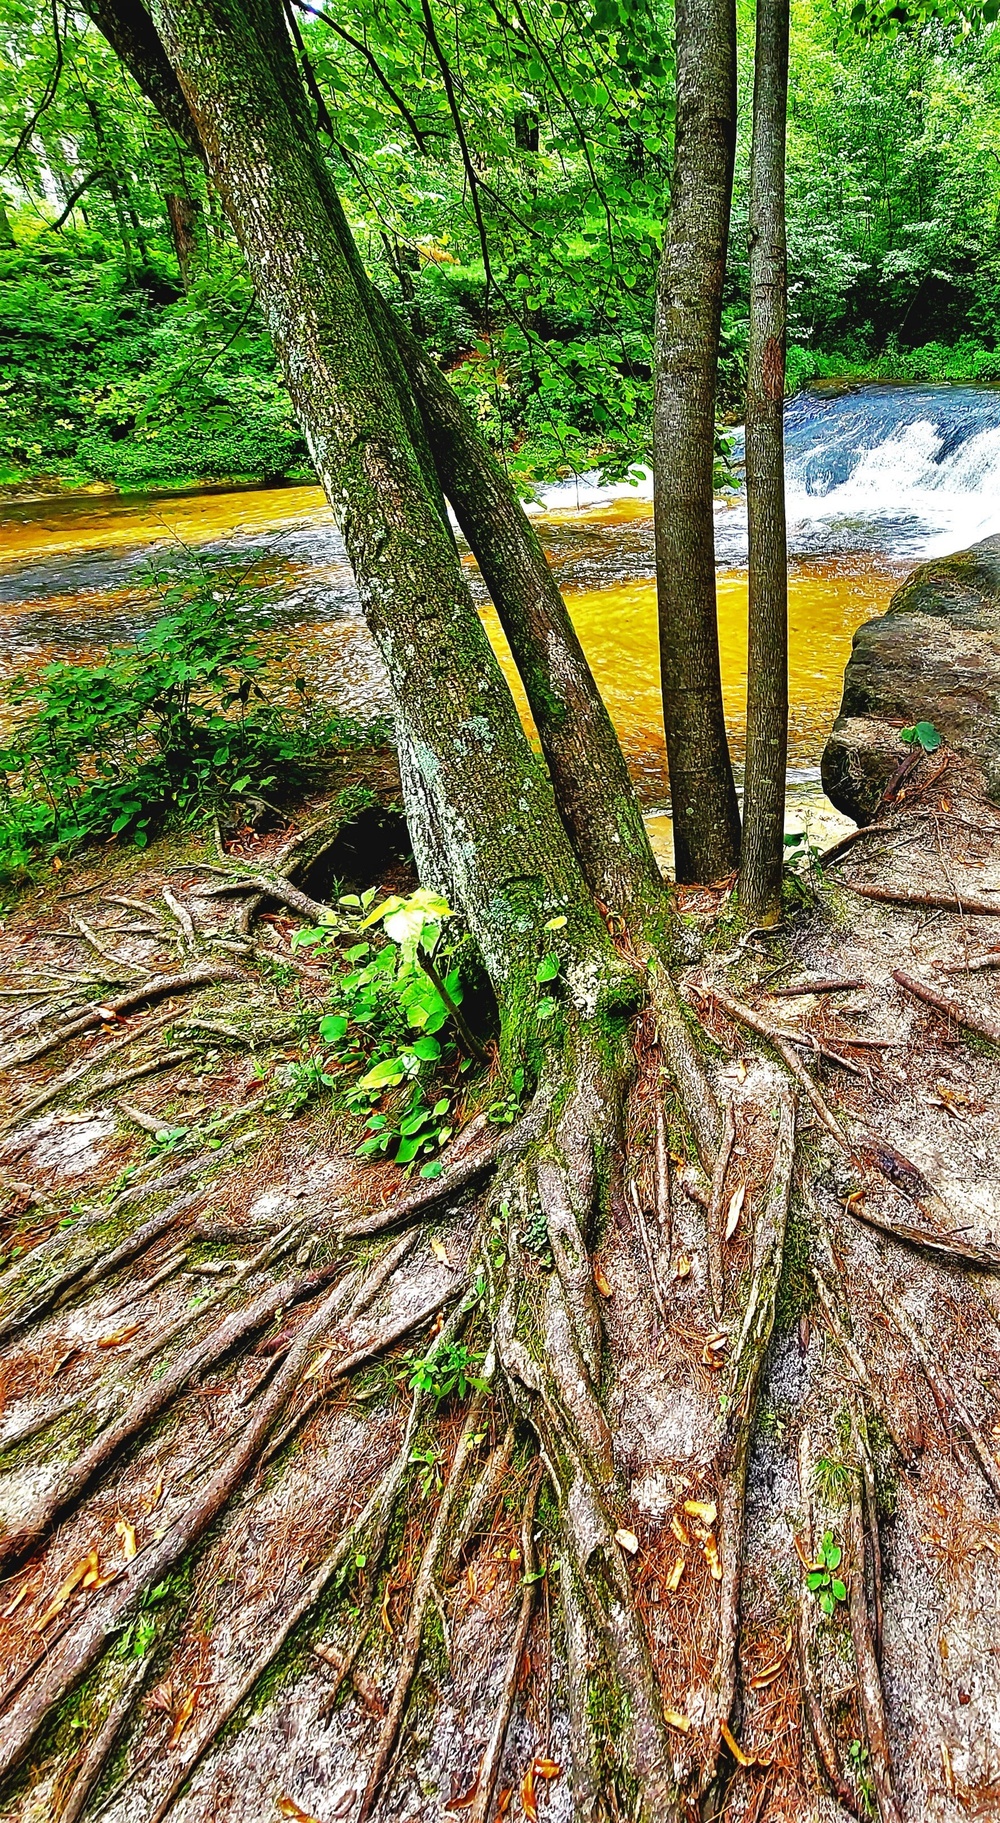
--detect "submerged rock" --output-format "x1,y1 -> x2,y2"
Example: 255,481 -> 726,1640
822,531 -> 1000,822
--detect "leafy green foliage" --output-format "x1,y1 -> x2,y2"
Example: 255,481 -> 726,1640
404,1339 -> 489,1403
806,1531 -> 849,1615
900,720 -> 943,752
0,555 -> 368,876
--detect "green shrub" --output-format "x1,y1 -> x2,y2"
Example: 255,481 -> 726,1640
0,556 -> 376,876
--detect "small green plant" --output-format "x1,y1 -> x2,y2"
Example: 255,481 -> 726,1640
520,1205 -> 553,1264
404,1340 -> 488,1404
813,1456 -> 854,1505
847,1739 -> 875,1813
410,1443 -> 444,1498
807,1531 -> 848,1615
358,1086 -> 453,1171
899,720 -> 942,754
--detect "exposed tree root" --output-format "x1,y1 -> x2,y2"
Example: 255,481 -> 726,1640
0,1191 -> 202,1354
702,981 -> 852,1152
705,1099 -> 736,1319
796,1577 -> 863,1817
5,965 -> 243,1072
892,967 -> 1000,1045
846,1475 -> 903,1823
0,1007 -> 182,1138
466,1461 -> 544,1823
0,1268 -> 460,1784
0,1243 -> 349,1576
358,1387 -> 490,1821
441,1418 -> 516,1584
845,1197 -> 1000,1275
50,1656 -> 149,1823
809,1264 -> 916,1467
644,951 -> 721,1170
699,1091 -> 796,1799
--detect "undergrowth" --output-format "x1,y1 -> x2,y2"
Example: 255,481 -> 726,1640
0,551 -> 385,881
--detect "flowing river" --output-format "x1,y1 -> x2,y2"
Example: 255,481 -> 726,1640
2,382 -> 1000,854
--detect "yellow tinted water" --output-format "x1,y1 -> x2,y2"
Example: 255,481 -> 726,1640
0,484 -> 900,792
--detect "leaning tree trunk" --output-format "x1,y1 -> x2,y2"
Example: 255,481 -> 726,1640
739,0 -> 790,925
652,0 -> 742,885
80,0 -> 666,925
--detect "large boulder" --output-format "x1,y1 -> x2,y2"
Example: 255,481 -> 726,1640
822,532 -> 1000,823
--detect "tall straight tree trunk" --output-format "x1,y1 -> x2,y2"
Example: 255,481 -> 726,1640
739,0 -> 789,925
653,0 -> 741,885
83,0 -> 665,923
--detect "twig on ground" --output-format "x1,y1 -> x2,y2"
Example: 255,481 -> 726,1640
627,1179 -> 669,1326
944,947 -> 1000,975
704,984 -> 851,1154
809,1267 -> 915,1465
654,1091 -> 671,1260
441,1421 -> 517,1584
844,881 -> 1000,917
892,969 -> 1000,1046
882,1295 -> 1000,1501
162,887 -> 197,943
770,977 -> 866,996
845,1196 -> 1000,1275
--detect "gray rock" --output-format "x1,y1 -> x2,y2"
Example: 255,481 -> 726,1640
822,532 -> 1000,823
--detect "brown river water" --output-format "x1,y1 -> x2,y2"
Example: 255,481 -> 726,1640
0,481 -> 903,824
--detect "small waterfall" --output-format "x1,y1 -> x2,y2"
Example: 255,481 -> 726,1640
533,382 -> 1000,564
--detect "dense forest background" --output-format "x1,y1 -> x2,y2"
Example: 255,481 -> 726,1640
3,0 -> 1000,493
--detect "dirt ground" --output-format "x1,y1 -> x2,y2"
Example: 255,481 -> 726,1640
1,747 -> 999,1823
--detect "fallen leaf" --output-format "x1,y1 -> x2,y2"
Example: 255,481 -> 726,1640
750,1659 -> 784,1689
430,1237 -> 452,1267
724,1184 -> 746,1241
793,1533 -> 819,1572
593,1264 -> 612,1297
98,1323 -> 143,1349
665,1709 -> 690,1733
445,1770 -> 481,1810
704,1534 -> 723,1581
532,1758 -> 560,1780
683,1499 -> 717,1526
669,1514 -> 689,1546
51,854 -> 62,871
168,1687 -> 197,1748
277,1799 -> 323,1823
144,1477 -> 164,1513
720,1718 -> 754,1766
115,1519 -> 137,1561
35,1549 -> 99,1630
615,1528 -> 639,1555
674,1253 -> 692,1279
3,1582 -> 31,1618
521,1761 -> 538,1823
303,1346 -> 333,1383
497,1790 -> 513,1817
665,1556 -> 685,1593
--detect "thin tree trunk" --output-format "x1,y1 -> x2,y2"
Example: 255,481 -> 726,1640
739,0 -> 789,925
166,190 -> 198,283
652,0 -> 741,885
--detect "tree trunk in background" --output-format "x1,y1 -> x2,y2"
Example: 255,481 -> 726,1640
653,0 -> 741,884
739,0 -> 789,925
146,0 -> 614,1015
166,191 -> 198,284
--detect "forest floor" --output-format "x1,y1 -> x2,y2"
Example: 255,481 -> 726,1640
1,747 -> 999,1823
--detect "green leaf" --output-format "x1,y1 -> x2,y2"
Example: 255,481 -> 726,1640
806,1570 -> 826,1591
819,1592 -> 835,1616
536,951 -> 561,983
831,1578 -> 847,1602
319,1014 -> 349,1042
544,915 -> 567,930
899,720 -> 942,753
536,997 -> 558,1021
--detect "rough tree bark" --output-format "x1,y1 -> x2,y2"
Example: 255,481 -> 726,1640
652,0 -> 742,885
79,0 -> 665,924
739,0 -> 790,924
